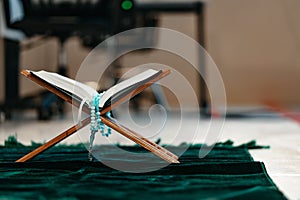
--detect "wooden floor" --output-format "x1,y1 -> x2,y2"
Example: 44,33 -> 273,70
1,109 -> 299,199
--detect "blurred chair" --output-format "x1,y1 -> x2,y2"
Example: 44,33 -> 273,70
1,0 -> 206,119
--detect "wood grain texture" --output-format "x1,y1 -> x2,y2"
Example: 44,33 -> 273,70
16,69 -> 178,163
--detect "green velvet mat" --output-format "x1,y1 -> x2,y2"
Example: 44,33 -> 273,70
0,142 -> 287,199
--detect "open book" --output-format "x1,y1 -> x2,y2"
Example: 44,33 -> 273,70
17,68 -> 179,164
30,69 -> 163,109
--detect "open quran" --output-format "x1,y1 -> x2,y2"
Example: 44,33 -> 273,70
16,69 -> 179,163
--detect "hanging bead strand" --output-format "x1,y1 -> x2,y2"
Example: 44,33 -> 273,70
88,93 -> 112,161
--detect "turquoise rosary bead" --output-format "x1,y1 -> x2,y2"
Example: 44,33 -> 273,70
89,93 -> 112,137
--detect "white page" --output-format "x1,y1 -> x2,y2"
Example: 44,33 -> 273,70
32,70 -> 98,103
31,69 -> 160,108
99,69 -> 159,108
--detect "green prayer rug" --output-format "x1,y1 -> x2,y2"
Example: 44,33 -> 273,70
0,142 -> 287,199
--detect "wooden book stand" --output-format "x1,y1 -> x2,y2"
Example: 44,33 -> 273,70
16,69 -> 179,163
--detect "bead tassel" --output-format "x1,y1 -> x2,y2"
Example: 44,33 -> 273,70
88,93 -> 112,161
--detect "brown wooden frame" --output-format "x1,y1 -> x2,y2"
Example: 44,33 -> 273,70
16,69 -> 179,163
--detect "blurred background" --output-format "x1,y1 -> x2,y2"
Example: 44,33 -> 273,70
0,0 -> 299,121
